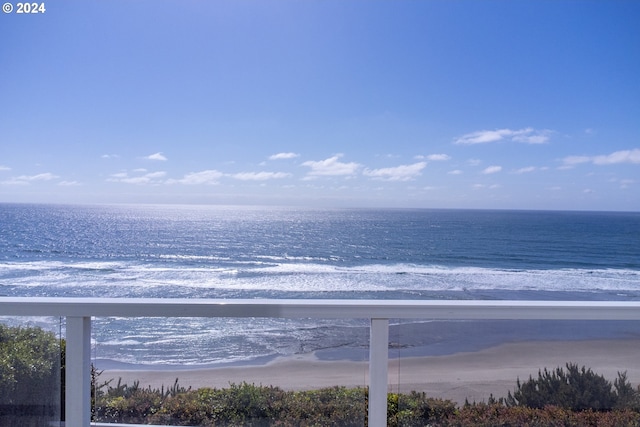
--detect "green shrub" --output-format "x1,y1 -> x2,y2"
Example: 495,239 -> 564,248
506,362 -> 636,411
94,381 -> 368,426
387,391 -> 456,427
615,371 -> 640,410
0,324 -> 61,427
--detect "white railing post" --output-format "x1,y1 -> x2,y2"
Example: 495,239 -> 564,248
369,318 -> 389,427
66,316 -> 92,427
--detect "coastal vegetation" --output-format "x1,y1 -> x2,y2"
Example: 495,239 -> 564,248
0,324 -> 61,427
92,363 -> 640,426
4,324 -> 640,426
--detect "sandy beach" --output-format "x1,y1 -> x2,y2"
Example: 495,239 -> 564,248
102,338 -> 640,405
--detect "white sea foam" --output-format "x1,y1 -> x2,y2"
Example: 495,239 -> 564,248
2,260 -> 640,296
101,339 -> 142,346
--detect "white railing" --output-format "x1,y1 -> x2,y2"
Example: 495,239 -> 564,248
3,297 -> 640,427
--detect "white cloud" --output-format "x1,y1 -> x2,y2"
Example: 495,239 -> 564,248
424,154 -> 451,161
22,173 -> 58,181
0,179 -> 28,186
473,183 -> 501,190
167,170 -> 223,185
1,173 -> 59,185
101,154 -> 119,159
513,132 -> 550,144
562,155 -> 591,166
146,152 -> 168,161
562,148 -> 640,167
454,128 -> 551,145
363,162 -> 427,182
0,165 -> 11,171
363,162 -> 427,181
301,154 -> 361,178
58,181 -> 82,186
513,166 -> 537,174
467,159 -> 482,166
120,177 -> 151,184
230,172 -> 291,181
593,149 -> 640,165
456,129 -> 514,144
108,171 -> 166,185
145,171 -> 167,179
619,179 -> 635,189
482,166 -> 502,175
269,152 -> 299,160
448,169 -> 463,175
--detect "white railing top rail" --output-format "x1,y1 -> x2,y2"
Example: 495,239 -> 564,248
2,297 -> 640,320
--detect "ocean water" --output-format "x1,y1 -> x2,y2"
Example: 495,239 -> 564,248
1,203 -> 639,367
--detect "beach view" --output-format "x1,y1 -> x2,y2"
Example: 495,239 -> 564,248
2,0 -> 639,425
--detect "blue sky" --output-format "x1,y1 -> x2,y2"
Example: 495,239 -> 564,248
1,1 -> 639,210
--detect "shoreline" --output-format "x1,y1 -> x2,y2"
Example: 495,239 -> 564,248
101,338 -> 640,405
94,319 -> 640,370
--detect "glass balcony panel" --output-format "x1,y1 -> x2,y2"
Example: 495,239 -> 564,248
91,316 -> 368,425
0,316 -> 61,427
391,319 -> 640,425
